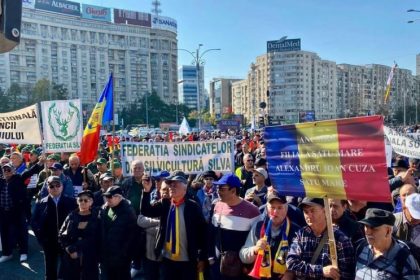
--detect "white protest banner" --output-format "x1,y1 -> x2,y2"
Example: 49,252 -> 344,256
41,99 -> 83,153
122,139 -> 235,175
0,104 -> 42,144
384,126 -> 420,159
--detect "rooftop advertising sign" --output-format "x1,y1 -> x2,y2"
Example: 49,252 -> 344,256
267,38 -> 301,52
114,9 -> 151,27
81,4 -> 111,22
151,15 -> 177,33
35,0 -> 80,17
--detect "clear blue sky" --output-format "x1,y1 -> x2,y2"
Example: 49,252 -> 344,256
81,0 -> 420,87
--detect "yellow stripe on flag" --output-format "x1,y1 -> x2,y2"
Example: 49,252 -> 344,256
296,121 -> 347,199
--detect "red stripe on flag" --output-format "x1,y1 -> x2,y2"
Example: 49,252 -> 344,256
78,126 -> 101,165
337,116 -> 390,202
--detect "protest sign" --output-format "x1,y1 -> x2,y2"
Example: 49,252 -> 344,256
0,104 -> 42,144
265,115 -> 389,202
384,126 -> 420,159
121,140 -> 235,175
41,99 -> 83,153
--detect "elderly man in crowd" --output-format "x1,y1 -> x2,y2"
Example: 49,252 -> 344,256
100,186 -> 137,280
287,198 -> 355,280
240,190 -> 300,279
0,156 -> 45,263
63,154 -> 95,194
394,192 -> 420,260
39,163 -> 73,199
31,176 -> 77,280
141,171 -> 208,280
329,199 -> 364,244
356,208 -> 420,279
245,167 -> 269,207
93,173 -> 114,208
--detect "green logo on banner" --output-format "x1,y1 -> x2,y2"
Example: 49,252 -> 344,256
48,102 -> 81,141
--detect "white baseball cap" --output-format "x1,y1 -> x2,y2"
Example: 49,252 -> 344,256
406,193 -> 420,220
254,167 -> 268,179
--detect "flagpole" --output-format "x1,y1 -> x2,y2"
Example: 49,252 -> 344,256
111,72 -> 115,175
323,197 -> 338,268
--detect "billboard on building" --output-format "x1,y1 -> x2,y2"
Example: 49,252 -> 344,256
299,110 -> 316,123
217,120 -> 241,131
23,0 -> 36,9
81,4 -> 111,22
35,0 -> 80,16
151,15 -> 177,33
267,38 -> 301,52
114,9 -> 151,27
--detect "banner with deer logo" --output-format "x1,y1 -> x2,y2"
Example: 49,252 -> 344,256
41,99 -> 83,153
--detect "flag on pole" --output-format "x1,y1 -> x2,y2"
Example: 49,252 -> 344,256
178,117 -> 191,135
384,63 -> 397,104
79,73 -> 113,165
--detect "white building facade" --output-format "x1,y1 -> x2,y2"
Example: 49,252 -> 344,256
0,1 -> 178,113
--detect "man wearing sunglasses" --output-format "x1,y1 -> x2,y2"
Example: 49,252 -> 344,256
100,186 -> 137,280
0,156 -> 46,263
31,176 -> 77,279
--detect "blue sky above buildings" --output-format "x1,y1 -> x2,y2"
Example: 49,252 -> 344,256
81,0 -> 420,85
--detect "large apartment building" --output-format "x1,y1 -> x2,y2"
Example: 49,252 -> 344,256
0,0 -> 178,113
231,38 -> 417,124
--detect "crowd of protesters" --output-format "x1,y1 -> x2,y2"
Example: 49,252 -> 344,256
0,126 -> 420,280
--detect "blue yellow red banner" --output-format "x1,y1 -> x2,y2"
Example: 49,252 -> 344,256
265,116 -> 390,202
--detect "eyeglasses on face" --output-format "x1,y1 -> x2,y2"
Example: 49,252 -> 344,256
77,198 -> 90,203
2,168 -> 12,173
105,195 -> 114,199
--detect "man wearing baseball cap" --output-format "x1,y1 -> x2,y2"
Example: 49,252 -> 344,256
394,193 -> 420,261
100,186 -> 137,279
244,167 -> 269,207
240,190 -> 300,278
141,170 -> 208,280
356,208 -> 420,278
208,173 -> 260,278
38,163 -> 74,199
287,197 -> 355,280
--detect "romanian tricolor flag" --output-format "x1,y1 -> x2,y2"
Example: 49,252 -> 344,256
265,116 -> 390,202
384,63 -> 397,104
79,73 -> 114,165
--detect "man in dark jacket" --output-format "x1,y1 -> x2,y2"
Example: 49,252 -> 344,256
141,171 -> 208,280
0,160 -> 44,263
329,199 -> 364,244
31,176 -> 77,280
100,186 -> 137,280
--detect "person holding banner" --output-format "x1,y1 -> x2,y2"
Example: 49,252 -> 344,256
286,198 -> 355,280
356,208 -> 420,279
239,190 -> 300,279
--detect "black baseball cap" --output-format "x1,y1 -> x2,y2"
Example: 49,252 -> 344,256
165,170 -> 188,184
267,191 -> 287,204
77,190 -> 94,199
102,186 -> 123,197
298,197 -> 324,209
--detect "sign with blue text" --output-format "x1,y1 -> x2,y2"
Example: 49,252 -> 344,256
122,140 -> 235,175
